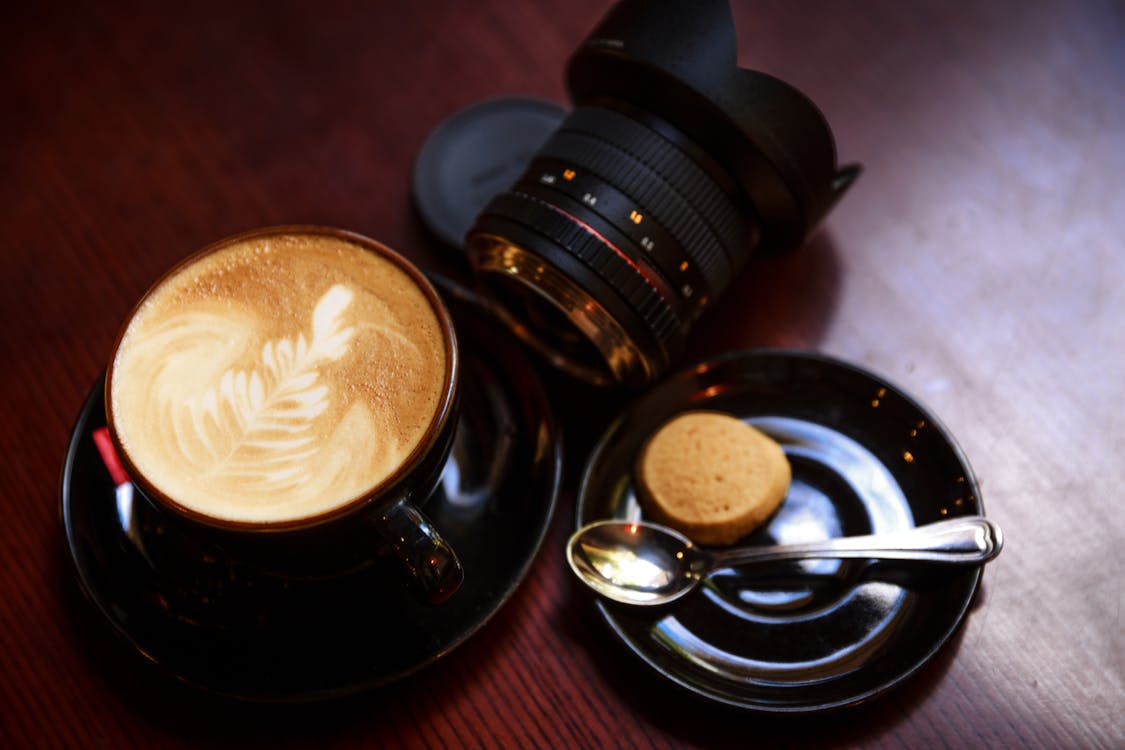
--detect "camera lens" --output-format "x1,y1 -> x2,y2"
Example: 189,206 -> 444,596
468,103 -> 758,385
464,0 -> 857,386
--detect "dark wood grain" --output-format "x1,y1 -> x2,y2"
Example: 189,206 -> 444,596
2,0 -> 1122,747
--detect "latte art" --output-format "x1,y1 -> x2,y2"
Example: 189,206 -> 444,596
109,232 -> 449,523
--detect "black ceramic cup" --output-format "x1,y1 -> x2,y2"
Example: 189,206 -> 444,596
104,226 -> 463,604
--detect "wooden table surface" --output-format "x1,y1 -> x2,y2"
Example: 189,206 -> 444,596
2,1 -> 1122,747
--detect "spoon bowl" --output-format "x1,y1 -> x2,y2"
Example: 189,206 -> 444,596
567,516 -> 1003,606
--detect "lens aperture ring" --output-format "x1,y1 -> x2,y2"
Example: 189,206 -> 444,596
562,106 -> 750,268
478,191 -> 683,355
536,131 -> 732,293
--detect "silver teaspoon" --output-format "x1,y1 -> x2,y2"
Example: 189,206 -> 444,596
567,516 -> 1003,606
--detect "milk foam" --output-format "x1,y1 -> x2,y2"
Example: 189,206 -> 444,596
109,233 -> 448,523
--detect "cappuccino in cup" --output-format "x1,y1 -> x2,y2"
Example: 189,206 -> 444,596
107,228 -> 452,525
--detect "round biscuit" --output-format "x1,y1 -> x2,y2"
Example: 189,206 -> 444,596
635,410 -> 790,545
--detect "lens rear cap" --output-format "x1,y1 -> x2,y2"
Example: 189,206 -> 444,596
412,96 -> 567,250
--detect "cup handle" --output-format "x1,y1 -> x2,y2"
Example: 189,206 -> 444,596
376,500 -> 464,603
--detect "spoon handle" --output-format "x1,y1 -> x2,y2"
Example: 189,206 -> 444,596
710,516 -> 1003,568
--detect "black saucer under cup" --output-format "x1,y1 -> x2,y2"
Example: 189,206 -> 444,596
60,278 -> 561,700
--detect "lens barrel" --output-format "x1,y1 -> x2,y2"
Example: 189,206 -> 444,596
468,103 -> 760,385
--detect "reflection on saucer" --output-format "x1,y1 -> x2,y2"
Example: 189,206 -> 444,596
439,358 -> 519,518
91,428 -> 149,562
